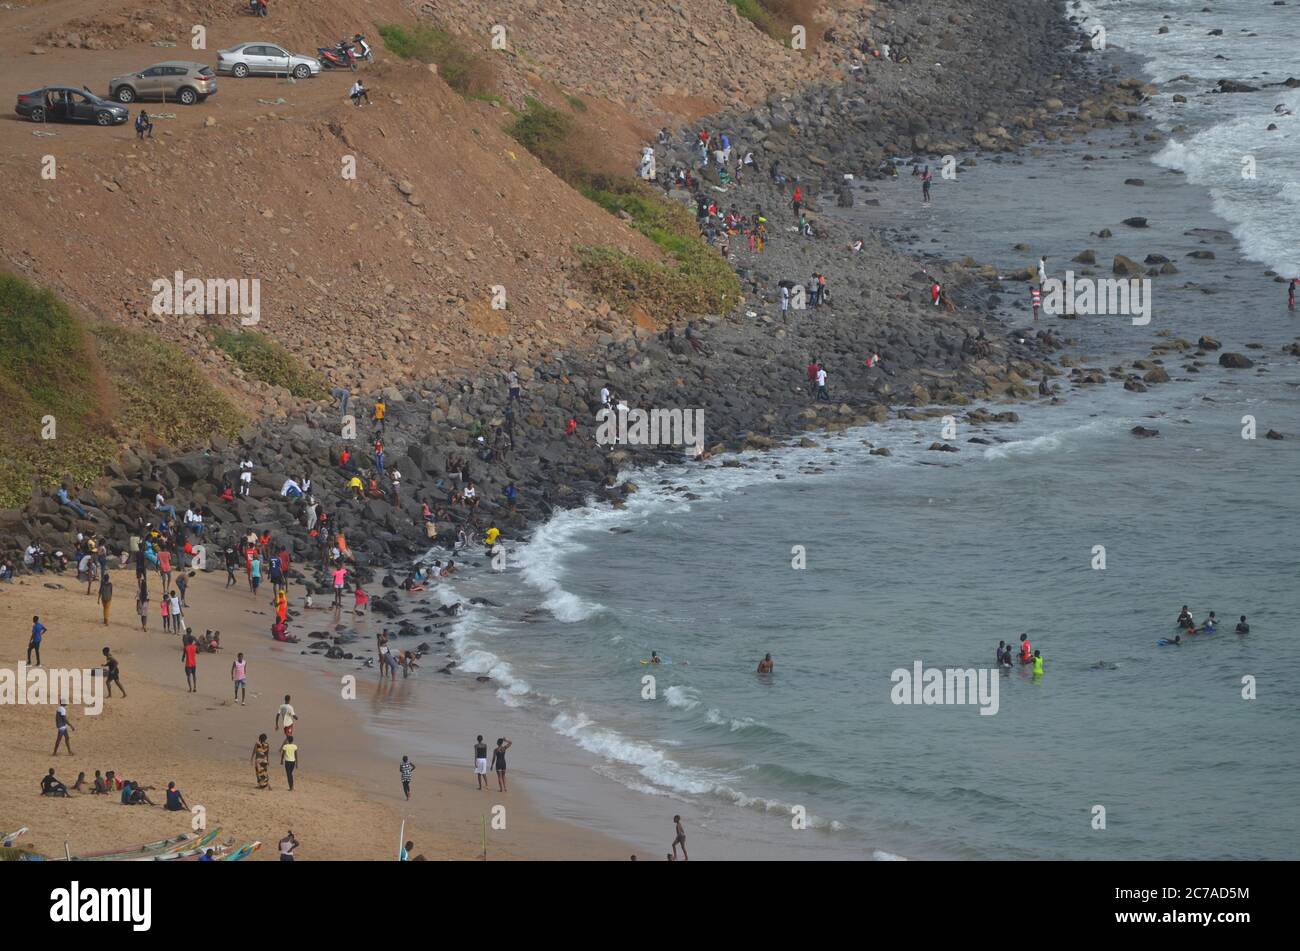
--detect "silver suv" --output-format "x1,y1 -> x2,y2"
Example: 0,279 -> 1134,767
217,43 -> 321,79
109,62 -> 217,105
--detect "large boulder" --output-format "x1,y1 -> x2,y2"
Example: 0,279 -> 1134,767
1219,352 -> 1254,368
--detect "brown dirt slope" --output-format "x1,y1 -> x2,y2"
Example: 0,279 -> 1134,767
0,0 -> 668,402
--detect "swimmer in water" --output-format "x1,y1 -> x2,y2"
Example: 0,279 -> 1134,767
757,653 -> 774,673
996,640 -> 1006,665
1032,650 -> 1044,676
1019,633 -> 1032,665
1235,615 -> 1249,635
1200,612 -> 1217,633
649,651 -> 661,665
1177,606 -> 1194,630
1157,635 -> 1182,646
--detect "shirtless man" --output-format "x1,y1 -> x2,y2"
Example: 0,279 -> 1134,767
756,653 -> 774,673
672,815 -> 689,861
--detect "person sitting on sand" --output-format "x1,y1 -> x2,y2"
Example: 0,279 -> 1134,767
41,768 -> 70,797
91,770 -> 109,794
164,782 -> 189,812
121,780 -> 155,806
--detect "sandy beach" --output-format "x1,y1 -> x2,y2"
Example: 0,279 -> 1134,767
0,569 -> 629,860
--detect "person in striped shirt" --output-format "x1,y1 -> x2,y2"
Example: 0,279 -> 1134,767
400,755 -> 415,800
1031,285 -> 1041,321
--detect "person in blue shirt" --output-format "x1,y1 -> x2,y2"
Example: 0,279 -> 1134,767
164,782 -> 189,812
56,485 -> 88,518
28,616 -> 45,666
198,849 -> 216,862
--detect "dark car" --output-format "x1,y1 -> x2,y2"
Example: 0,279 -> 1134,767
15,86 -> 130,125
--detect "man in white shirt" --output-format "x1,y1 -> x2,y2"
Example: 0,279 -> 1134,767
815,366 -> 829,402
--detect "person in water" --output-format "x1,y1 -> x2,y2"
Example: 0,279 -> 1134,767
1019,634 -> 1032,665
1200,612 -> 1217,633
757,653 -> 774,673
1157,635 -> 1182,646
996,640 -> 1006,665
1177,606 -> 1194,630
1235,615 -> 1249,635
1032,650 -> 1043,676
649,651 -> 661,665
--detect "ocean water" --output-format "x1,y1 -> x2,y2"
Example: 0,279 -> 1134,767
362,7 -> 1300,860
1071,0 -> 1300,276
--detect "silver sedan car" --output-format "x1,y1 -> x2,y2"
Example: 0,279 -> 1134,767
216,42 -> 321,79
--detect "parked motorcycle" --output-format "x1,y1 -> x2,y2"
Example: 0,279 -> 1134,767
351,34 -> 373,62
317,42 -> 357,71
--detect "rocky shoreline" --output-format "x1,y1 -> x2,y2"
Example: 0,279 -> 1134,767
2,1 -> 1159,612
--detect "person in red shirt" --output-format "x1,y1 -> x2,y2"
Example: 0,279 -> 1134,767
182,635 -> 199,692
806,358 -> 821,382
564,418 -> 578,437
1019,634 -> 1032,665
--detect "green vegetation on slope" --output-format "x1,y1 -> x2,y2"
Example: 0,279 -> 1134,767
378,24 -> 496,98
0,273 -> 114,508
577,180 -> 740,316
0,274 -> 247,510
92,326 -> 245,446
504,100 -> 739,317
209,328 -> 330,400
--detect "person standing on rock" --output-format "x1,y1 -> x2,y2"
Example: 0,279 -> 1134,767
238,457 -> 254,497
1037,256 -> 1048,286
332,564 -> 348,610
331,386 -> 350,417
792,184 -> 803,218
816,365 -> 830,402
1031,285 -> 1041,321
372,399 -> 386,436
921,166 -> 932,204
780,285 -> 790,315
505,366 -> 521,402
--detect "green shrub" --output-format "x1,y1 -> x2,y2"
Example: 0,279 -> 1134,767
377,24 -> 496,97
505,97 -> 578,176
93,326 -> 245,446
209,328 -> 330,400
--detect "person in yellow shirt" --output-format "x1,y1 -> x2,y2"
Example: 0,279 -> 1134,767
1032,650 -> 1044,676
347,475 -> 364,499
485,526 -> 500,548
372,400 -> 386,434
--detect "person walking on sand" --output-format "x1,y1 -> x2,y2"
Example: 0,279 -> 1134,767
276,694 -> 297,738
280,737 -> 299,791
278,830 -> 299,862
231,652 -> 248,705
136,588 -> 149,631
102,647 -> 125,697
182,633 -> 198,692
400,755 -> 415,801
53,700 -> 74,755
491,737 -> 512,792
94,573 -> 113,625
252,733 -> 271,789
474,734 -> 490,790
672,815 -> 688,860
28,615 -> 46,667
